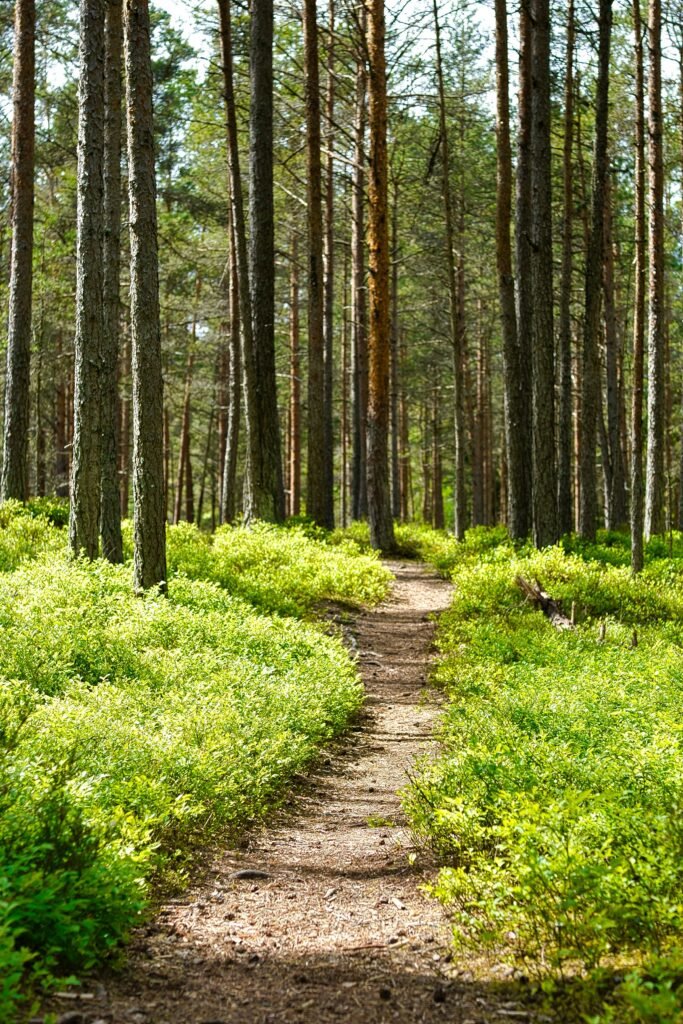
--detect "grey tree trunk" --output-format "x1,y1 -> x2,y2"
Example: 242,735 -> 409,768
557,0 -> 575,537
645,0 -> 665,538
2,0 -> 35,502
390,182 -> 400,520
124,0 -> 167,591
248,0 -> 285,522
366,0 -> 394,551
70,0 -> 106,559
530,0 -> 557,548
578,0 -> 612,541
100,0 -> 124,562
513,0 -> 533,540
304,0 -> 330,527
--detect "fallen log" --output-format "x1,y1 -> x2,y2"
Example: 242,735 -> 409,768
516,576 -> 575,631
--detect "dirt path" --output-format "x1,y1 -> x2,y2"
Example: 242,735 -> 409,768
45,563 -> 531,1024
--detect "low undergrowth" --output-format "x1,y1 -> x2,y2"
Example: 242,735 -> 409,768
404,526 -> 683,1022
0,510 -> 389,1021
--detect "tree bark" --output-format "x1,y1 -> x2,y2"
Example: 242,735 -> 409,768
124,0 -> 167,591
433,0 -> 466,540
390,181 -> 400,520
304,0 -> 330,527
248,0 -> 285,522
351,27 -> 368,521
322,0 -> 335,526
557,0 -> 575,537
603,174 -> 627,527
100,0 -> 124,562
530,0 -> 557,548
645,0 -> 665,538
221,217 -> 241,523
2,0 -> 35,502
495,0 -> 525,538
288,232 -> 302,517
513,0 -> 534,540
366,0 -> 394,551
70,0 -> 105,559
578,0 -> 612,541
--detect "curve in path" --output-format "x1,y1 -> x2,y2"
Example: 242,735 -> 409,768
45,563 -> 527,1024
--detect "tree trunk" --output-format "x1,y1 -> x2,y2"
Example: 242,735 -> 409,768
288,233 -> 302,517
322,0 -> 335,526
248,0 -> 285,522
221,218 -> 241,523
398,337 -> 411,521
341,248 -> 350,526
119,332 -> 130,517
530,0 -> 557,548
100,0 -> 124,562
174,349 -> 195,524
70,0 -> 105,559
433,0 -> 466,540
645,0 -> 665,538
390,183 -> 400,520
557,0 -> 575,537
603,174 -> 627,527
351,28 -> 368,521
513,0 -> 534,540
2,0 -> 35,502
124,0 -> 167,591
432,392 -> 444,530
677,41 -> 683,532
495,0 -> 526,540
304,0 -> 330,527
366,0 -> 394,551
578,0 -> 612,541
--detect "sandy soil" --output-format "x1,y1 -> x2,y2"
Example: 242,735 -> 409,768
40,562 -> 540,1024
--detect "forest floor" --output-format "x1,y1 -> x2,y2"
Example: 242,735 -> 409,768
41,562 -> 538,1024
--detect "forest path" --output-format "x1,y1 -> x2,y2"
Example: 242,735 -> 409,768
48,563 -> 529,1024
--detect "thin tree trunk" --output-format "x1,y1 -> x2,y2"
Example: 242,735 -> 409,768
366,0 -> 394,550
433,0 -> 466,540
221,218 -> 241,523
578,0 -> 612,541
289,233 -> 302,517
398,336 -> 411,521
124,0 -> 167,591
645,0 -> 665,538
322,0 -> 335,526
495,0 -> 526,538
390,180 -> 400,520
174,349 -> 195,524
119,332 -> 130,517
513,0 -> 534,540
432,391 -> 444,529
2,0 -> 35,502
677,40 -> 683,531
248,0 -> 285,522
603,174 -> 627,527
530,0 -> 557,547
341,247 -> 350,527
557,0 -> 575,536
351,32 -> 368,521
70,0 -> 106,559
304,0 -> 330,527
101,0 -> 124,562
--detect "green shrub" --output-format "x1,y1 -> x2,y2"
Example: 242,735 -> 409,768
405,529 -> 683,999
0,514 -> 387,1017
